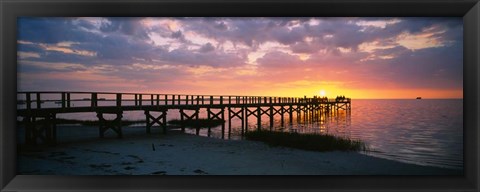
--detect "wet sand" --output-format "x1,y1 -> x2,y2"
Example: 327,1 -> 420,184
18,127 -> 461,175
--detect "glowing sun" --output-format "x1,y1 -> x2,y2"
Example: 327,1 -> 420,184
319,90 -> 326,97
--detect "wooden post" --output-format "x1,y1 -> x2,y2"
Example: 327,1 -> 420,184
165,95 -> 168,105
245,108 -> 250,133
206,108 -> 211,136
61,92 -> 65,108
163,110 -> 167,134
241,107 -> 245,136
116,93 -> 122,107
228,106 -> 232,138
151,95 -> 154,105
67,93 -> 71,107
36,93 -> 41,109
297,105 -> 301,123
197,108 -> 201,136
156,95 -> 159,105
281,106 -> 285,127
221,108 -> 225,139
26,93 -> 31,110
91,93 -> 97,108
257,106 -> 261,130
180,109 -> 185,132
269,97 -> 273,130
303,104 -> 307,123
134,94 -> 138,106
51,113 -> 57,145
172,95 -> 175,105
146,110 -> 151,134
289,105 -> 293,125
269,106 -> 274,130
139,94 -> 143,106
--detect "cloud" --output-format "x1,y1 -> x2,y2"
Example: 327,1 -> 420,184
16,17 -> 463,97
17,51 -> 40,59
198,43 -> 215,53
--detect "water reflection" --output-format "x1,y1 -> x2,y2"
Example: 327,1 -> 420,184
186,100 -> 462,170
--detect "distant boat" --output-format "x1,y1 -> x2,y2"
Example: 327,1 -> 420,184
416,97 -> 422,99
82,98 -> 91,101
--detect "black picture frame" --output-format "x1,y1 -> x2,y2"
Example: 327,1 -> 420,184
1,0 -> 479,191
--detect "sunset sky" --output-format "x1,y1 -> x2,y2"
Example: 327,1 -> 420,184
17,17 -> 463,99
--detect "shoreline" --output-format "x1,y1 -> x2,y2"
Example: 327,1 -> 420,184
18,127 -> 462,175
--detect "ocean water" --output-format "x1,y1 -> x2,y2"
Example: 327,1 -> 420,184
17,99 -> 463,170
346,99 -> 463,170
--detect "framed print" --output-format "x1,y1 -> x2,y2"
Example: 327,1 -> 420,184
1,0 -> 479,191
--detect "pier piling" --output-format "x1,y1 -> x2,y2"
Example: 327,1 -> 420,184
17,91 -> 351,145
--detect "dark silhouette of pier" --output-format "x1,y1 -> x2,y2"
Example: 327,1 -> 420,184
16,91 -> 351,145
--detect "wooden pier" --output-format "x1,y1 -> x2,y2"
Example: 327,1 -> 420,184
16,91 -> 351,145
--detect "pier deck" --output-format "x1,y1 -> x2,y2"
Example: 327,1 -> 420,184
17,91 -> 351,145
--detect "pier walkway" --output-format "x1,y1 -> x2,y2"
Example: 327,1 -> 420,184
17,91 -> 351,145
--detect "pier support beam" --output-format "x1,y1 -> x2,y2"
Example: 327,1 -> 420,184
179,108 -> 199,133
289,105 -> 293,125
207,108 -> 225,138
97,111 -> 123,138
145,109 -> 168,134
228,107 -> 244,138
268,106 -> 282,130
245,107 -> 258,133
256,107 -> 269,131
24,113 -> 57,145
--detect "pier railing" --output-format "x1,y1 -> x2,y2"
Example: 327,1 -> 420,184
17,91 -> 350,110
17,91 -> 351,145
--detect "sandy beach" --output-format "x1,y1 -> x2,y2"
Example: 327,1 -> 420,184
18,126 -> 461,175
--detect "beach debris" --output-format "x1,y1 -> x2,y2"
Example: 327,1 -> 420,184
152,143 -> 156,151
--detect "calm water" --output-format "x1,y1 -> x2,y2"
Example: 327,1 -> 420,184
347,99 -> 463,170
18,99 -> 463,170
